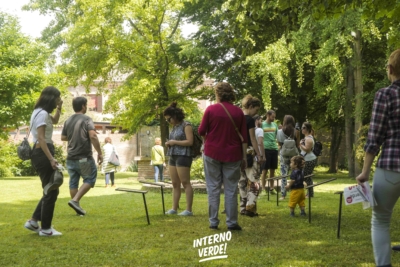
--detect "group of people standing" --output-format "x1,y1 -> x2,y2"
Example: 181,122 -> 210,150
22,48 -> 400,266
198,82 -> 318,229
160,49 -> 400,266
158,82 -> 318,230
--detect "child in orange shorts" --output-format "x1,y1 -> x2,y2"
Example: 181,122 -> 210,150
285,156 -> 306,217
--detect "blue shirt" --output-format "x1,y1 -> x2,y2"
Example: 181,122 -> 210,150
290,169 -> 304,189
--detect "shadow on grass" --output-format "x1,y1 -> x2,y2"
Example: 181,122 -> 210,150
0,174 -> 398,266
0,177 -> 36,181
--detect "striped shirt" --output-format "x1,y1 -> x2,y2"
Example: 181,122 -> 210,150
364,79 -> 400,173
262,121 -> 278,150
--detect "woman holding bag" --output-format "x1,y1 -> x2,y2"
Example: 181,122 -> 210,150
151,137 -> 166,182
24,86 -> 63,237
199,82 -> 248,230
102,137 -> 118,187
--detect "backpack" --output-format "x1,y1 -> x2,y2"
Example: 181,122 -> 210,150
184,122 -> 203,159
17,137 -> 33,161
313,140 -> 323,156
17,110 -> 44,161
281,134 -> 299,158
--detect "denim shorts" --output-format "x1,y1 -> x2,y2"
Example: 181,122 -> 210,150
169,155 -> 193,168
67,157 -> 97,189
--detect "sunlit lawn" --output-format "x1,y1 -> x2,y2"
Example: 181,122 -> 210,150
1,168 -> 400,266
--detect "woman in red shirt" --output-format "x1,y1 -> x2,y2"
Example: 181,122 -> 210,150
198,82 -> 248,231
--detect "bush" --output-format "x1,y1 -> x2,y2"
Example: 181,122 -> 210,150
126,161 -> 138,172
190,157 -> 205,180
0,139 -> 66,177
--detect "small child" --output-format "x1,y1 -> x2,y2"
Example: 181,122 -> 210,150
285,155 -> 306,217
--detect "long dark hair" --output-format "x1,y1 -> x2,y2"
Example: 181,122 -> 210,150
282,115 -> 295,137
303,122 -> 313,134
34,86 -> 60,113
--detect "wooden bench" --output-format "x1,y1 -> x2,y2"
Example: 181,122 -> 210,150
115,188 -> 150,225
139,181 -> 166,214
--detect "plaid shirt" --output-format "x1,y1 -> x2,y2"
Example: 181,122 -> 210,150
364,80 -> 400,172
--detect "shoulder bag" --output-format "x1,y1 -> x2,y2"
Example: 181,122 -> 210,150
108,146 -> 120,166
17,110 -> 43,161
218,103 -> 244,142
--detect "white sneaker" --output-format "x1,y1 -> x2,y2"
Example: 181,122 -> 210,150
24,220 -> 40,233
39,227 -> 62,237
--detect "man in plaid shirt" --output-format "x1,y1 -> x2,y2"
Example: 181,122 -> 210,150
357,49 -> 400,267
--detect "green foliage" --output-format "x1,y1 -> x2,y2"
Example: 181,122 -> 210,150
126,161 -> 138,172
27,0 -> 207,139
0,139 -> 66,177
190,157 -> 205,180
0,12 -> 51,139
0,140 -> 16,177
355,124 -> 378,177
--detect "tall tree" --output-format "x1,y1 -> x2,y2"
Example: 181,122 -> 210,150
26,0 -> 212,145
0,12 -> 51,139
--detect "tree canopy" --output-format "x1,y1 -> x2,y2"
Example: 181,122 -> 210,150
22,0 -> 400,174
0,12 -> 51,138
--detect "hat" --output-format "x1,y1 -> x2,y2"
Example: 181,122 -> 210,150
43,169 -> 64,195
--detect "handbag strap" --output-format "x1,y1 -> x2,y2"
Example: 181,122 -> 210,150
154,147 -> 163,158
218,103 -> 244,142
26,109 -> 44,138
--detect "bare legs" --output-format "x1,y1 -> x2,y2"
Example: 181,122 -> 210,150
261,169 -> 275,191
169,166 -> 193,212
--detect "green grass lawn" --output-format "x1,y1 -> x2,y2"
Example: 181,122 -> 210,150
1,168 -> 400,266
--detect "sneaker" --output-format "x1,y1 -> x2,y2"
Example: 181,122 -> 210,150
165,209 -> 177,215
39,227 -> 62,237
68,200 -> 86,215
270,189 -> 276,195
290,212 -> 295,217
209,225 -> 219,230
244,210 -> 258,217
227,224 -> 242,231
24,220 -> 40,233
279,197 -> 285,200
178,210 -> 193,216
300,211 -> 307,216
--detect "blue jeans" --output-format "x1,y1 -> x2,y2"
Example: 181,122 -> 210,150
203,155 -> 241,228
67,157 -> 97,189
105,172 -> 115,185
154,165 -> 164,182
371,167 -> 400,266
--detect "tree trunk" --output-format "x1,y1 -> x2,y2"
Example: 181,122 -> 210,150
345,59 -> 355,177
353,30 -> 363,177
328,125 -> 344,173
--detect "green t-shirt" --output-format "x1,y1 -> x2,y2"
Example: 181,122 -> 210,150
262,121 -> 278,150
